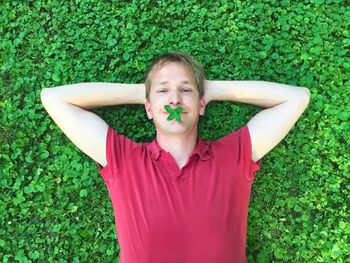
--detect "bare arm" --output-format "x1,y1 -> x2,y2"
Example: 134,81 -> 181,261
41,82 -> 145,109
41,82 -> 145,167
204,80 -> 310,162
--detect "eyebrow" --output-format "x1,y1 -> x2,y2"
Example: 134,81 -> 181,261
159,80 -> 193,85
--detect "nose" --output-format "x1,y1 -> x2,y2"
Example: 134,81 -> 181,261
169,90 -> 182,106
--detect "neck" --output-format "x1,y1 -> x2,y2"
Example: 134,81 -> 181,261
156,130 -> 198,163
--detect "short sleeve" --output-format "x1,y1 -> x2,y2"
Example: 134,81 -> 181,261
218,125 -> 262,181
94,126 -> 138,187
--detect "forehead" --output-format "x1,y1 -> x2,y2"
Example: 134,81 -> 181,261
152,61 -> 194,85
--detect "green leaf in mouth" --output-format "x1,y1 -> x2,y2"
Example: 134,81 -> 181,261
164,105 -> 183,122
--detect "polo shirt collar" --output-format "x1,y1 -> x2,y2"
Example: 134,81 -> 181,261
147,136 -> 211,161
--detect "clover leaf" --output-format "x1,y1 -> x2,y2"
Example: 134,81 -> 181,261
164,105 -> 183,122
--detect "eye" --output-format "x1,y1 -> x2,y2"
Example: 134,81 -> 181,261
182,88 -> 192,92
158,90 -> 167,93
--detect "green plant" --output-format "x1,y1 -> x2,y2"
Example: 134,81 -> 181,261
1,0 -> 349,262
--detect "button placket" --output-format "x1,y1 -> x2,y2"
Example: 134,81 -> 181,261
175,176 -> 185,182
174,155 -> 195,182
161,153 -> 179,180
175,170 -> 184,180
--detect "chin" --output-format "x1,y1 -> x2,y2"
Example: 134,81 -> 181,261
168,122 -> 196,133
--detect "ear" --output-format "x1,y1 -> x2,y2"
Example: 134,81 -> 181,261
199,96 -> 206,116
145,99 -> 153,120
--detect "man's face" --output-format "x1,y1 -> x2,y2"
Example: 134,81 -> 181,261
145,61 -> 206,136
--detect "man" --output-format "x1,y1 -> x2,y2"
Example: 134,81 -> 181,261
41,51 -> 310,263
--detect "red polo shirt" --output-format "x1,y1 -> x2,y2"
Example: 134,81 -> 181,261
96,125 -> 261,263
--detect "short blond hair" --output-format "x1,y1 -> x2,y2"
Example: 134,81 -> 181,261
144,51 -> 205,101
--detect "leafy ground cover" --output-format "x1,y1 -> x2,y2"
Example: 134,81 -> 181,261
1,0 -> 349,262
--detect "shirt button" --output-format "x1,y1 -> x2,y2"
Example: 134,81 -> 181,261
176,177 -> 185,182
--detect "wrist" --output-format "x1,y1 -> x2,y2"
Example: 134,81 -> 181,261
204,80 -> 212,104
136,83 -> 146,105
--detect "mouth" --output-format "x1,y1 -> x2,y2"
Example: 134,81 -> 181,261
163,112 -> 187,114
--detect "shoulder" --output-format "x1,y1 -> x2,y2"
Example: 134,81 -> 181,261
211,125 -> 246,146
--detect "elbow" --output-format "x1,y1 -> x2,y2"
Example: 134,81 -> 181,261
299,87 -> 311,106
304,87 -> 311,99
290,87 -> 311,107
302,87 -> 311,97
298,86 -> 311,98
40,88 -> 54,105
40,88 -> 48,103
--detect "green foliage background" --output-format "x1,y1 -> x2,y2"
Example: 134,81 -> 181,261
1,0 -> 349,262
